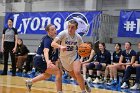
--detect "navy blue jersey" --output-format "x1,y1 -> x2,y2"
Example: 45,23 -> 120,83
122,50 -> 136,63
36,35 -> 58,61
96,49 -> 111,65
113,50 -> 122,63
136,52 -> 140,64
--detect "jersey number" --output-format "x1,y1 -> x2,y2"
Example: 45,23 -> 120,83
66,46 -> 73,51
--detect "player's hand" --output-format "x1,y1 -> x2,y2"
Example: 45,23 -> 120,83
12,47 -> 16,53
59,45 -> 66,51
118,63 -> 124,65
47,60 -> 54,68
132,63 -> 138,67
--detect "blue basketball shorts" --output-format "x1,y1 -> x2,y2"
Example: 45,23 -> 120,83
33,56 -> 47,73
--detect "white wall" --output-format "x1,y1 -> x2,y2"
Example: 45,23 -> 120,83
32,0 -> 60,12
0,3 -> 6,16
85,0 -> 96,10
128,0 -> 140,9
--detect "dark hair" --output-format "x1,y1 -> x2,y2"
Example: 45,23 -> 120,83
18,38 -> 23,45
45,24 -> 53,32
86,42 -> 93,48
68,19 -> 78,28
125,42 -> 131,46
8,18 -> 13,22
99,42 -> 106,47
115,43 -> 121,49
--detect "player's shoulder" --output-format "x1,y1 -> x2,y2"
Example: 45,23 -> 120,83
75,32 -> 82,38
58,30 -> 68,35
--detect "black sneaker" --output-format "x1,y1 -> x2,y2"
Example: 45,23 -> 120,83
26,80 -> 32,92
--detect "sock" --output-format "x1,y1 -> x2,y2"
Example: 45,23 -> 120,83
104,77 -> 107,80
110,78 -> 113,81
114,78 -> 117,81
83,75 -> 86,79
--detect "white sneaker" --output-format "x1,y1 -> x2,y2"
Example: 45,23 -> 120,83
93,78 -> 100,84
121,82 -> 128,89
70,78 -> 74,81
130,83 -> 140,90
85,80 -> 91,93
25,80 -> 32,92
86,77 -> 92,82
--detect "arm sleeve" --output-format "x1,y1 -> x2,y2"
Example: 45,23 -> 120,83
13,28 -> 18,35
3,28 -> 7,34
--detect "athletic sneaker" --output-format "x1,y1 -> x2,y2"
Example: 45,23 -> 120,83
121,82 -> 128,89
130,83 -> 140,90
86,77 -> 92,82
85,80 -> 91,93
93,78 -> 100,84
109,80 -> 118,85
25,80 -> 32,92
106,80 -> 113,86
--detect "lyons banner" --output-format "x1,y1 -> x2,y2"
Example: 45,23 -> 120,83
5,11 -> 101,36
118,10 -> 140,37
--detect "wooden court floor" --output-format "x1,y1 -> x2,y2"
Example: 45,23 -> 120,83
0,65 -> 119,93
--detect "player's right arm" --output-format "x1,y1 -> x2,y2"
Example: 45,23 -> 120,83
51,31 -> 66,51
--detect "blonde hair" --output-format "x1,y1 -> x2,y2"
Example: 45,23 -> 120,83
45,24 -> 53,32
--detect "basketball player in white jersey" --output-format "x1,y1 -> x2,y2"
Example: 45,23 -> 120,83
51,19 -> 91,93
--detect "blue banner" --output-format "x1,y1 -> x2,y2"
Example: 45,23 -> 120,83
118,10 -> 140,37
5,11 -> 101,36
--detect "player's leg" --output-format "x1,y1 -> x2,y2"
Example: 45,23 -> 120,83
26,73 -> 51,92
45,64 -> 62,92
72,61 -> 91,93
82,63 -> 90,80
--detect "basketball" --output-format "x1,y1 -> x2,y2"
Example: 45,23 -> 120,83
78,43 -> 92,57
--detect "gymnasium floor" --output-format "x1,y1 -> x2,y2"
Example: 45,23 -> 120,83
0,64 -> 139,93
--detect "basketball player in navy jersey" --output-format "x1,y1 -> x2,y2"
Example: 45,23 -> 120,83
112,42 -> 136,86
25,24 -> 62,93
51,19 -> 91,93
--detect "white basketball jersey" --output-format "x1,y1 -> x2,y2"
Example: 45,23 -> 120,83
56,30 -> 83,59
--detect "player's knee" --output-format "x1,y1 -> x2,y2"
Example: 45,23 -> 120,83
88,63 -> 95,70
96,64 -> 102,70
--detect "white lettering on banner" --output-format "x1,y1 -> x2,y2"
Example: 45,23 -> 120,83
31,17 -> 40,31
13,14 -> 19,28
136,19 -> 140,34
22,18 -> 32,33
124,21 -> 136,31
54,17 -> 61,30
40,17 -> 49,30
123,19 -> 140,34
12,14 -> 62,34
